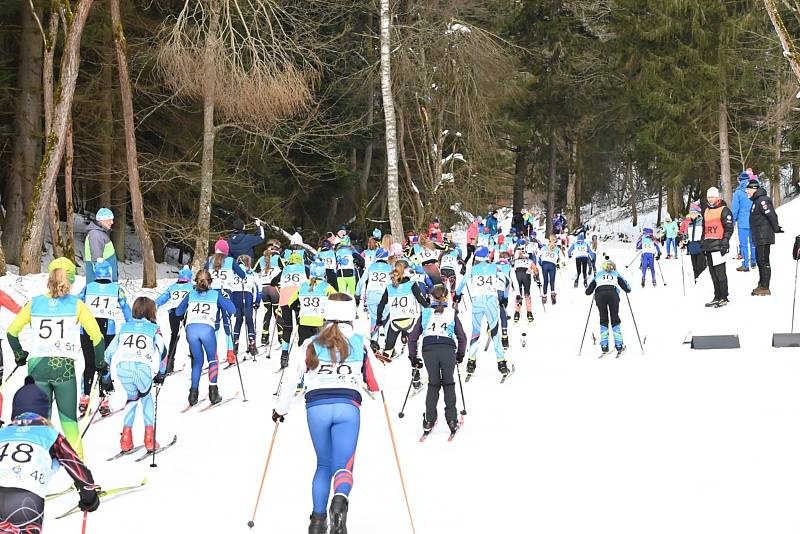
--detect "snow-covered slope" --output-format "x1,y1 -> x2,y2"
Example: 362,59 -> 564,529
0,198 -> 798,534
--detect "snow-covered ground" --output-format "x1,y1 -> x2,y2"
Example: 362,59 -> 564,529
0,199 -> 797,533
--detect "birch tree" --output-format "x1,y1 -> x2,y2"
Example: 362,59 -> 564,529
380,0 -> 404,239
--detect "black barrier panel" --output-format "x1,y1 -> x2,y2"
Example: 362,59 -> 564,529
690,335 -> 741,350
772,334 -> 800,348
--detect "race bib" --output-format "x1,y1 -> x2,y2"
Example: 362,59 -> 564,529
299,295 -> 327,318
471,274 -> 496,296
0,440 -> 54,498
389,294 -> 418,319
321,255 -> 336,270
440,254 -> 458,270
514,257 -> 532,270
210,268 -> 230,290
116,332 -> 154,363
280,271 -> 306,287
186,300 -> 217,327
368,270 -> 390,293
418,248 -> 439,263
87,294 -> 116,320
307,361 -> 360,390
30,316 -> 79,359
164,289 -> 189,311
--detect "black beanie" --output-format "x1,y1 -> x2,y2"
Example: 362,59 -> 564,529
11,376 -> 50,420
233,219 -> 245,231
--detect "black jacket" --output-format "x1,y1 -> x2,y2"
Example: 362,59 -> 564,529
748,188 -> 780,246
700,203 -> 734,253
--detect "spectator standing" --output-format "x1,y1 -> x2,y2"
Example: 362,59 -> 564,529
84,208 -> 117,283
731,172 -> 756,272
701,187 -> 734,307
746,179 -> 782,295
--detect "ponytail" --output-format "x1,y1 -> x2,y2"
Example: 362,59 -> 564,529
431,284 -> 448,313
390,260 -> 407,287
195,270 -> 212,291
306,323 -> 351,370
213,253 -> 224,271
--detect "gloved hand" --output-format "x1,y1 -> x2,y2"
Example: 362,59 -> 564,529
410,357 -> 423,369
78,490 -> 100,513
656,255 -> 661,261
460,266 -> 466,276
96,361 -> 109,373
153,371 -> 166,385
456,353 -> 464,364
720,241 -> 729,256
453,293 -> 462,304
99,372 -> 114,393
375,318 -> 383,328
363,302 -> 368,314
253,303 -> 260,311
14,351 -> 28,366
776,226 -> 784,233
271,409 -> 285,423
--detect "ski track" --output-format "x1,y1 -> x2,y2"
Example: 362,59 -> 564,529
2,203 -> 798,533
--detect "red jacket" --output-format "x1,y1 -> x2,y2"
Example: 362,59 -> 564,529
466,221 -> 479,245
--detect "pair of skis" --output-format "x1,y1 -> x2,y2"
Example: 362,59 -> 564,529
419,415 -> 464,442
53,478 -> 149,519
464,363 -> 515,384
106,435 -> 178,462
181,390 -> 241,413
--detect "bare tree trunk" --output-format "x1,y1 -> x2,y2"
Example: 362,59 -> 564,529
397,106 -> 423,228
772,124 -> 783,207
4,4 -> 43,265
512,144 -> 528,215
111,175 -> 126,262
565,139 -> 578,230
64,116 -> 75,261
19,0 -> 95,275
99,47 -> 114,208
111,0 -> 157,287
546,130 -> 557,236
764,0 -> 800,85
0,239 -> 7,277
719,98 -> 733,204
627,158 -> 638,227
192,0 -> 220,271
380,0 -> 404,240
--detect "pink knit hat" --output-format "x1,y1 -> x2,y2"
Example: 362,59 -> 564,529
214,239 -> 229,255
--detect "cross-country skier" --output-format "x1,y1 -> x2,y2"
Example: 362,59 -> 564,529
539,235 -> 563,305
175,270 -> 237,406
585,258 -> 632,356
276,251 -> 309,369
408,284 -> 466,436
356,248 -> 392,350
103,297 -> 167,453
155,265 -> 193,374
334,236 -> 364,295
495,249 -> 515,349
680,202 -> 707,281
77,259 -> 132,418
513,239 -> 538,322
568,233 -> 596,288
286,260 -> 336,345
637,228 -> 662,287
0,377 -> 99,531
206,239 -> 247,364
6,258 -> 107,458
455,247 -> 512,379
255,241 -> 283,347
273,293 -> 380,534
438,239 -> 464,294
415,235 -> 443,286
231,255 -> 261,357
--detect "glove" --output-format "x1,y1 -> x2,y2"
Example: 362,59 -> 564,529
99,373 -> 114,393
271,409 -> 285,423
78,490 -> 100,513
720,241 -> 729,256
453,293 -> 462,304
96,361 -> 109,373
14,351 -> 28,366
656,255 -> 661,261
499,297 -> 508,308
456,353 -> 464,364
776,226 -> 784,234
375,318 -> 383,328
460,266 -> 466,275
153,371 -> 166,385
253,303 -> 260,311
410,357 -> 423,369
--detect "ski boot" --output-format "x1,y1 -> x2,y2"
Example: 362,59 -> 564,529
753,287 -> 771,296
641,276 -> 645,288
423,413 -> 436,432
370,340 -> 381,354
120,427 -> 133,453
261,329 -> 270,346
232,334 -> 240,354
465,358 -> 476,380
209,384 -> 222,405
78,395 -> 90,418
411,368 -> 423,391
600,345 -> 610,356
513,311 -> 520,323
329,494 -> 349,534
498,359 -> 511,378
308,512 -> 328,534
583,279 -> 588,288
188,387 -> 199,406
541,295 -> 547,305
714,298 -> 729,307
527,311 -> 534,323
574,278 -> 579,288
704,299 -> 719,308
501,333 -> 509,349
144,425 -> 159,452
248,339 -> 258,357
280,350 -> 290,369
550,292 -> 557,305
736,265 -> 750,272
652,281 -> 657,287
615,345 -> 626,358
447,419 -> 460,436
99,397 -> 111,417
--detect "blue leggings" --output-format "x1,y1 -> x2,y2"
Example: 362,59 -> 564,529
232,291 -> 255,341
541,262 -> 556,293
117,361 -> 155,427
469,298 -> 504,361
641,253 -> 656,282
738,227 -> 757,267
366,295 -> 388,342
666,237 -> 676,256
307,402 -> 361,514
186,323 -> 219,388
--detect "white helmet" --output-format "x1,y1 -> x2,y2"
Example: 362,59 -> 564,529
324,296 -> 356,323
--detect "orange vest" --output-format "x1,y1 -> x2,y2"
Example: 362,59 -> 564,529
703,206 -> 724,240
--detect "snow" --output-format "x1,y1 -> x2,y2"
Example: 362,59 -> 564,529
0,199 -> 798,533
445,23 -> 471,35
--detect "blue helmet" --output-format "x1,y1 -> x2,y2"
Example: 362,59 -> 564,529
375,248 -> 389,260
578,233 -> 585,241
516,238 -> 526,247
310,260 -> 326,280
372,228 -> 382,240
178,265 -> 192,282
475,246 -> 490,261
643,227 -> 654,235
96,208 -> 114,221
94,260 -> 112,280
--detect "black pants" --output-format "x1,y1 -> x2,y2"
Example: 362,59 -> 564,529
297,325 -> 319,345
80,319 -> 113,397
690,253 -> 707,281
515,269 -> 531,297
575,257 -> 589,283
421,344 -> 457,423
705,252 -> 728,300
756,244 -> 772,289
0,487 -> 44,533
261,286 -> 279,336
166,309 -> 183,371
595,289 -> 621,327
280,305 -> 299,348
465,244 -> 475,264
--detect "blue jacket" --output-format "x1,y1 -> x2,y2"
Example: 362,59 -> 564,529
731,178 -> 752,229
486,215 -> 499,235
227,227 -> 265,260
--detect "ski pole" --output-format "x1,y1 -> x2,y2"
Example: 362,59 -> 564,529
679,245 -> 686,296
273,327 -> 297,396
791,259 -> 798,333
397,372 -> 415,418
577,298 -> 594,356
247,421 -> 280,529
656,258 -> 667,286
82,511 -> 88,534
0,364 -> 21,390
456,362 -> 467,416
625,250 -> 642,269
624,292 -> 645,353
150,386 -> 161,468
231,333 -> 248,403
381,390 -> 417,534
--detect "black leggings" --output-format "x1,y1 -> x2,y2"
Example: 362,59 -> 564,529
595,289 -> 621,326
575,257 -> 589,282
80,319 -> 113,397
166,309 -> 183,369
261,286 -> 279,335
705,252 -> 728,300
515,269 -> 531,297
297,325 -> 320,345
422,343 -> 457,423
0,487 -> 44,533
